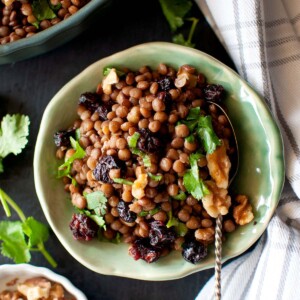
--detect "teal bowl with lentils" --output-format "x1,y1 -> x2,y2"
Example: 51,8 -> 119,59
0,0 -> 111,65
34,42 -> 285,280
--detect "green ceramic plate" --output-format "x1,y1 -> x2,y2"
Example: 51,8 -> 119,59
34,42 -> 284,280
0,0 -> 111,65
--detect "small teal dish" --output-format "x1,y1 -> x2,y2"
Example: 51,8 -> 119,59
0,0 -> 111,65
34,42 -> 285,280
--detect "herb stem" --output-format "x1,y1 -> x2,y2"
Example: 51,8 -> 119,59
186,17 -> 199,45
0,188 -> 11,217
0,188 -> 26,221
37,242 -> 57,268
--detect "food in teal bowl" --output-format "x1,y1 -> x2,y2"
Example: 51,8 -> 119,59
34,42 -> 284,280
0,0 -> 111,65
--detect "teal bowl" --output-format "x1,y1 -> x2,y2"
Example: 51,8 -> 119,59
34,42 -> 285,280
0,0 -> 111,65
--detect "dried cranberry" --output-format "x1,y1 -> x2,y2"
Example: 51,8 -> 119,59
117,201 -> 137,223
93,155 -> 125,183
96,100 -> 114,121
69,213 -> 98,241
157,76 -> 174,92
129,238 -> 161,263
137,128 -> 162,154
203,84 -> 225,103
149,220 -> 176,247
53,129 -> 75,147
79,92 -> 101,112
182,240 -> 208,264
157,91 -> 173,112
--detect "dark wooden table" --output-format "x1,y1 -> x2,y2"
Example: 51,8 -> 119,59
0,1 -> 235,299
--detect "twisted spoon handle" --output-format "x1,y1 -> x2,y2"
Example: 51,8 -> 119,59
215,214 -> 223,300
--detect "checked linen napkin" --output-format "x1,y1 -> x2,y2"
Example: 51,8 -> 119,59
194,0 -> 300,299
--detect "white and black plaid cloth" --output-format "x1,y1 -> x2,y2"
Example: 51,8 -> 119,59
195,0 -> 300,299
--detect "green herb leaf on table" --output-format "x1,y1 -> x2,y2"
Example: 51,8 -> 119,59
0,221 -> 31,264
183,153 -> 210,200
0,114 -> 30,173
0,189 -> 57,267
159,0 -> 193,32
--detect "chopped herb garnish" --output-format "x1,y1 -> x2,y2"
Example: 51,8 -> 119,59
198,115 -> 221,154
103,67 -> 125,77
57,137 -> 86,178
148,173 -> 163,181
128,133 -> 151,167
32,0 -> 56,24
183,153 -> 210,200
86,191 -> 107,216
113,178 -> 133,185
75,128 -> 81,141
172,191 -> 187,201
139,207 -> 160,217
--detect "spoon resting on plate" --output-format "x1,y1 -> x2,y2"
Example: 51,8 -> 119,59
207,101 -> 239,300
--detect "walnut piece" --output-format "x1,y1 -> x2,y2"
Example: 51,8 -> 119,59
233,195 -> 254,225
206,140 -> 231,189
195,227 -> 215,244
102,68 -> 119,95
174,65 -> 197,88
202,180 -> 231,218
132,173 -> 148,199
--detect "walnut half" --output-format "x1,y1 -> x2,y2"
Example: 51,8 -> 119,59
202,180 -> 231,218
233,195 -> 254,225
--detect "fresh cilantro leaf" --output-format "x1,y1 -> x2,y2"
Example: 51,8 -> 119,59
148,173 -> 163,181
113,178 -> 133,185
173,33 -> 195,47
172,191 -> 187,201
86,191 -> 107,216
32,0 -> 56,21
159,0 -> 192,32
197,115 -> 221,154
75,128 -> 81,141
183,153 -> 210,200
89,214 -> 106,228
166,210 -> 179,228
139,207 -> 160,217
57,137 -> 85,178
22,217 -> 49,248
0,115 -> 30,173
185,134 -> 195,143
187,107 -> 201,120
0,221 -> 31,264
103,67 -> 125,77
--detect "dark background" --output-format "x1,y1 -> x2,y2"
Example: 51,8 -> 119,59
0,1 -> 236,299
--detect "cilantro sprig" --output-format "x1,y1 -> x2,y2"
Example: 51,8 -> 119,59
159,0 -> 199,48
80,191 -> 108,229
181,107 -> 221,154
0,114 -> 30,173
183,153 -> 210,200
0,188 -> 57,267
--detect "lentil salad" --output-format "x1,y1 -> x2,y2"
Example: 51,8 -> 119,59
54,63 -> 254,264
0,0 -> 90,44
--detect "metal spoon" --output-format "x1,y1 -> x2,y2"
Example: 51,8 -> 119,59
207,101 -> 239,300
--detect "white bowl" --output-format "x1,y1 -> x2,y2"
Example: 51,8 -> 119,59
0,264 -> 87,300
